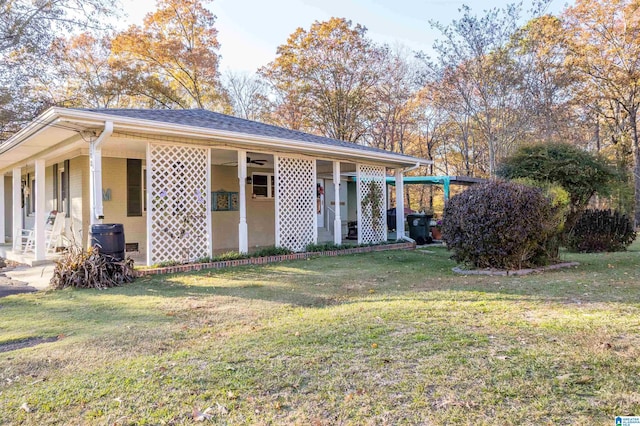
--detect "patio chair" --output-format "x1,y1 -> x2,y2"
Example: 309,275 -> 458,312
21,211 -> 66,254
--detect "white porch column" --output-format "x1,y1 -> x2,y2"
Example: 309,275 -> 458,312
332,161 -> 341,245
89,122 -> 113,225
207,149 -> 213,258
145,142 -> 152,266
274,154 -> 281,248
34,159 -> 46,261
0,175 -> 5,244
395,168 -> 405,239
356,164 -> 362,245
237,150 -> 248,254
12,168 -> 21,251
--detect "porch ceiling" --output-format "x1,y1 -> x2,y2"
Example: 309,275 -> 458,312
0,125 -> 86,174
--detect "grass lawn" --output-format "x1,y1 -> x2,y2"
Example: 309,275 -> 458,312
1,242 -> 639,425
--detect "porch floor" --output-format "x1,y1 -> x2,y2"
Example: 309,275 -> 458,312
0,243 -> 64,267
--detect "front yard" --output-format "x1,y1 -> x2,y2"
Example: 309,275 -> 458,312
1,243 -> 639,424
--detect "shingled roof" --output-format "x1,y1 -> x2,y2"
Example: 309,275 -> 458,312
74,108 -> 419,161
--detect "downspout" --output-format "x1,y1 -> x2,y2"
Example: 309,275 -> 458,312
89,122 -> 113,224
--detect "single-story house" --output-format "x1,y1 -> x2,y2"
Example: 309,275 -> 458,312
0,108 -> 429,266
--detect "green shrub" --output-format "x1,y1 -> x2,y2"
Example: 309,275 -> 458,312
513,178 -> 570,258
154,260 -> 181,268
251,246 -> 293,257
51,246 -> 136,290
441,180 -> 558,269
567,209 -> 637,252
197,251 -> 248,264
305,242 -> 347,252
497,142 -> 615,230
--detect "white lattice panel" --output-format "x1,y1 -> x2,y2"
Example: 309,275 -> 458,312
357,164 -> 387,244
275,156 -> 316,252
149,143 -> 209,264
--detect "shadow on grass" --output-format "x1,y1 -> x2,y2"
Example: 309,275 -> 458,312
96,243 -> 640,307
2,242 -> 638,346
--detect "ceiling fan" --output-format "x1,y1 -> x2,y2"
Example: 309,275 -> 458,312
247,157 -> 267,165
221,156 -> 268,166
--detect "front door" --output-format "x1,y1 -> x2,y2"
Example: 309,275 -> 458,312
316,179 -> 325,228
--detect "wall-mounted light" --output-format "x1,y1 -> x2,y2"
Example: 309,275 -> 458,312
246,176 -> 252,184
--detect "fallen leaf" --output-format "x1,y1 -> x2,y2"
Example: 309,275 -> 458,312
216,402 -> 228,415
371,343 -> 378,349
193,407 -> 213,421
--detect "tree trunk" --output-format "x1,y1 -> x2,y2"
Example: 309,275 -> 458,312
630,107 -> 640,228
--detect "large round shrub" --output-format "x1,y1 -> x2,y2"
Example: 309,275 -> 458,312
441,180 -> 557,269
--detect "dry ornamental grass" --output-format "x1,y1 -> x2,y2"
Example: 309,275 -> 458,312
50,245 -> 136,290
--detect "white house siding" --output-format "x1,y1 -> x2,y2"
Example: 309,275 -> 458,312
101,157 -> 147,255
210,164 -> 240,252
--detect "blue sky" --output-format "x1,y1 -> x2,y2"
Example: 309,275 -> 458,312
122,0 -> 567,73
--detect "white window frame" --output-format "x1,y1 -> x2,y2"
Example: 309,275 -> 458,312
252,172 -> 274,198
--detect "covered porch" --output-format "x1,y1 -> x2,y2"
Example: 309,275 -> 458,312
0,108 -> 426,267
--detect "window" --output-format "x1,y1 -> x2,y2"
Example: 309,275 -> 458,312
127,159 -> 143,216
54,161 -> 70,217
252,173 -> 274,198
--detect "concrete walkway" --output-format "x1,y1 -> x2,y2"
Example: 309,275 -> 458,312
3,264 -> 54,291
0,263 -> 54,297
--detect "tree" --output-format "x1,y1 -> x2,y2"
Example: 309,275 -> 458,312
223,71 -> 270,121
511,15 -> 582,145
46,33 -> 133,108
563,0 -> 640,227
428,4 -> 535,176
369,46 -> 419,153
259,17 -> 385,142
497,142 -> 615,229
0,0 -> 118,139
0,0 -> 116,56
111,0 -> 229,111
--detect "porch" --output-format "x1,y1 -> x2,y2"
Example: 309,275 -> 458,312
1,108 -> 424,267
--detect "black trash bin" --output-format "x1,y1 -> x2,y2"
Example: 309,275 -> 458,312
90,223 -> 125,260
407,213 -> 433,245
